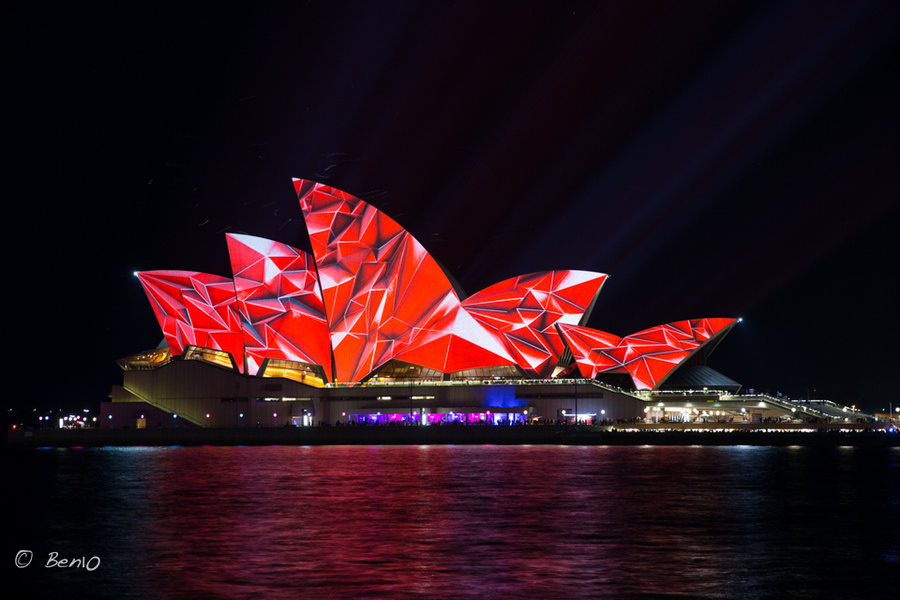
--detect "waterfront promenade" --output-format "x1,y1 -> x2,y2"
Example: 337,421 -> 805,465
7,422 -> 898,448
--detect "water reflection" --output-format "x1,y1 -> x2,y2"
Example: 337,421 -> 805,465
4,445 -> 899,599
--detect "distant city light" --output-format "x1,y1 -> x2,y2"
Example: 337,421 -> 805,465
737,317 -> 743,323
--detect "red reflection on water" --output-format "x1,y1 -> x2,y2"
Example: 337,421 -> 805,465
126,446 -> 756,598
90,445 -> 898,599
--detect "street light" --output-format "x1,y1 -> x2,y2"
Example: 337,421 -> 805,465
575,382 -> 578,425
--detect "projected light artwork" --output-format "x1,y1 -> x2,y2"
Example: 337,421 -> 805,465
135,180 -> 734,390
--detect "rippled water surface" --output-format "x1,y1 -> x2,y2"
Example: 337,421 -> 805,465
4,445 -> 899,599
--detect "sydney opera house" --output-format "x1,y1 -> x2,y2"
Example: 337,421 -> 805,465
104,179 -> 799,429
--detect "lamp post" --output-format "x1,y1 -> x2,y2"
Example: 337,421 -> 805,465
574,382 -> 578,426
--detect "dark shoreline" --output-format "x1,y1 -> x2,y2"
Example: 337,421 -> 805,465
7,425 -> 900,448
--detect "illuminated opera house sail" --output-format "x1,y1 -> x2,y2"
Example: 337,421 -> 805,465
113,179 -> 743,427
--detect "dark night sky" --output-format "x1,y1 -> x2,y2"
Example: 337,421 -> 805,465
7,1 -> 900,415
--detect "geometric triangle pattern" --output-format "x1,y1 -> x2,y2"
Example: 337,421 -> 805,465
226,233 -> 332,380
462,271 -> 608,378
391,294 -> 518,374
134,179 -> 737,387
293,178 -> 516,382
557,318 -> 736,390
135,270 -> 247,373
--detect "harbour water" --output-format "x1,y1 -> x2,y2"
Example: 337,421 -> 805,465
4,445 -> 899,599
